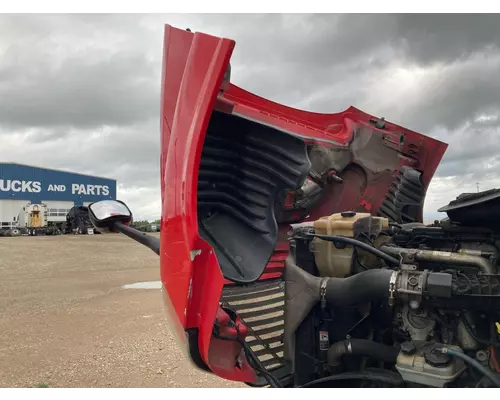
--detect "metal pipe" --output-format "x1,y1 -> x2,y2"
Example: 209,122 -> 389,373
415,250 -> 495,275
381,247 -> 495,275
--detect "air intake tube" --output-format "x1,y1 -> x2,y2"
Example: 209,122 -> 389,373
323,269 -> 393,306
283,254 -> 453,364
284,256 -> 396,362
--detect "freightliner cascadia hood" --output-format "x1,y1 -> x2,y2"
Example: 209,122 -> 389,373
159,24 -> 448,384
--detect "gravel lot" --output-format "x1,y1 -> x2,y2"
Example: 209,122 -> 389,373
0,233 -> 244,388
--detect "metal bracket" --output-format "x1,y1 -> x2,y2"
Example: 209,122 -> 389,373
388,271 -> 399,307
320,278 -> 328,309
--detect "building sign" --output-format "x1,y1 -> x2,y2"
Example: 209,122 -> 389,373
0,180 -> 41,193
0,180 -> 110,196
0,163 -> 116,203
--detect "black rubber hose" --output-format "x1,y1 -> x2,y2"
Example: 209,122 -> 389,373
325,269 -> 393,306
238,339 -> 283,388
439,347 -> 500,388
214,334 -> 282,388
306,233 -> 399,266
328,339 -> 400,367
299,368 -> 404,388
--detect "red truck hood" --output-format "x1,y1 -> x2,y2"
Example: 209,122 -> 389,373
159,25 -> 448,383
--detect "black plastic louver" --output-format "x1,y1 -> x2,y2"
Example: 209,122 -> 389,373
378,166 -> 425,224
197,111 -> 310,283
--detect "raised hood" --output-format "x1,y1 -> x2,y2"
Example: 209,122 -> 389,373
159,24 -> 448,383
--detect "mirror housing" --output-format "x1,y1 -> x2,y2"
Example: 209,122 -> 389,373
88,200 -> 133,233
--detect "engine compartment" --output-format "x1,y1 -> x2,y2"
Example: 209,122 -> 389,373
202,114 -> 500,387
284,194 -> 500,388
201,111 -> 500,387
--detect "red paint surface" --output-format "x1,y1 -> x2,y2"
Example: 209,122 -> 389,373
159,24 -> 448,382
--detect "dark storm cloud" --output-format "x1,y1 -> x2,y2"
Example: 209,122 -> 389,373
194,14 -> 402,109
0,118 -> 160,188
2,13 -> 500,218
394,14 -> 500,65
193,14 -> 500,144
386,53 -> 500,133
419,110 -> 500,182
2,14 -> 499,129
0,51 -> 160,129
0,15 -> 161,130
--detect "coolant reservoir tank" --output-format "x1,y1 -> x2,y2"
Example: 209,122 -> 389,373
396,343 -> 466,387
312,212 -> 389,277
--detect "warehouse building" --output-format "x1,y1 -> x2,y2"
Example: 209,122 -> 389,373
0,162 -> 116,231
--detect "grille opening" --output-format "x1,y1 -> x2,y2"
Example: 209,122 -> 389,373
222,279 -> 286,371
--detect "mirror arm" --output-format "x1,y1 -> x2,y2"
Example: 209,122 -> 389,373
114,222 -> 160,255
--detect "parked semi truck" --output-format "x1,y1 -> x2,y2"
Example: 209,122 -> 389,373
65,206 -> 95,235
0,203 -> 97,237
0,221 -> 21,237
17,203 -> 62,236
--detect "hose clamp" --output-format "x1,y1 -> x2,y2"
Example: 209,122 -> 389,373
320,278 -> 328,309
388,271 -> 399,307
347,340 -> 353,354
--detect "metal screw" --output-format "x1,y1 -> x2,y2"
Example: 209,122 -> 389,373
476,350 -> 488,363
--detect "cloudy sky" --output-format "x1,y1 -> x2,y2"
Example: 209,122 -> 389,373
1,14 -> 499,221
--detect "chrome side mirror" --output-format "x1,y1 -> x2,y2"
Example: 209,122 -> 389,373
88,200 -> 132,233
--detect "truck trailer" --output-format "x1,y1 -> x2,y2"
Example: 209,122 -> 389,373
17,203 -> 63,236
